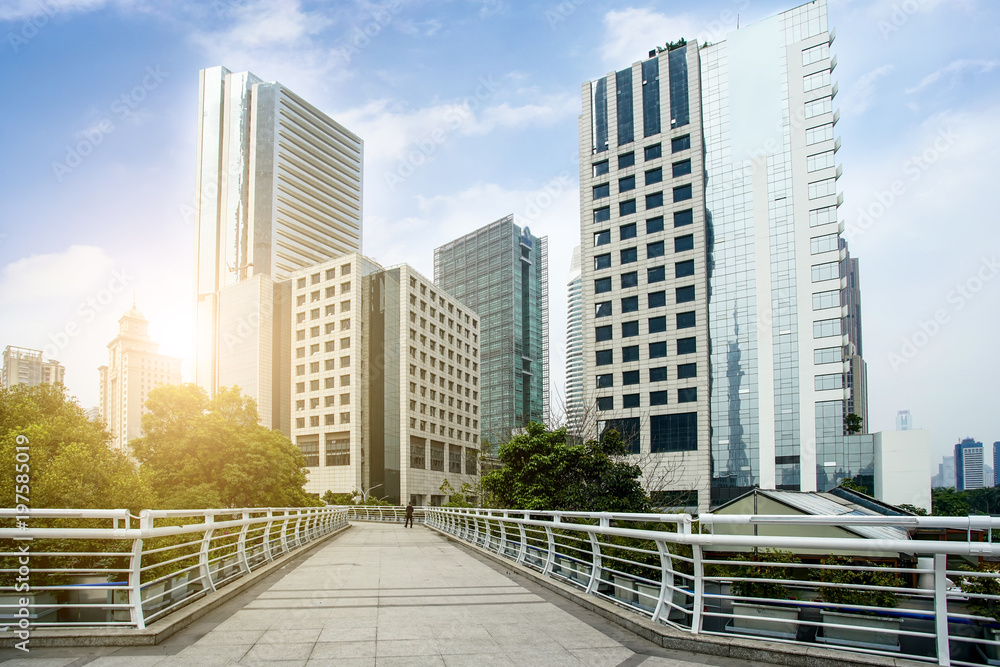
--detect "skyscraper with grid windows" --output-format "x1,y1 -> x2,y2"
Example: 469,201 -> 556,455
434,216 -> 548,449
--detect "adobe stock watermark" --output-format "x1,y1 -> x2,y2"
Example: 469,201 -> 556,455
384,75 -> 502,191
887,255 -> 999,371
11,434 -> 32,652
843,126 -> 958,243
878,0 -> 930,40
522,149 -> 578,222
6,1 -> 62,53
51,66 -> 168,182
336,1 -> 406,64
42,268 -> 134,360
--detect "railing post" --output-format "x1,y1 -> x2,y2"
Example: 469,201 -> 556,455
198,513 -> 217,593
279,510 -> 291,555
652,539 -> 674,624
690,544 -> 704,634
516,514 -> 528,565
237,511 -> 251,574
262,509 -> 275,562
128,511 -> 150,629
543,524 -> 556,576
934,553 -> 951,666
585,528 -> 602,595
499,517 -> 508,556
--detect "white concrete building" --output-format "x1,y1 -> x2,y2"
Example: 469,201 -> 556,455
873,429 -> 931,512
193,66 -> 363,434
1,346 -> 64,388
98,308 -> 181,451
290,254 -> 481,505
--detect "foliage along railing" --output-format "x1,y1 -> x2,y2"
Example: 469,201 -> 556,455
0,506 -> 348,632
425,507 -> 1000,667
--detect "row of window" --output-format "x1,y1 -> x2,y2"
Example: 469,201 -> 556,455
595,261 -> 694,292
408,417 -> 476,442
596,311 -> 696,341
410,440 -> 478,475
296,281 -> 351,309
296,262 -> 352,290
296,369 -> 351,393
592,135 -> 692,177
593,185 -> 692,222
593,160 -> 692,199
409,381 -> 478,413
597,362 -> 698,388
602,412 -> 698,453
296,393 -> 351,411
595,232 -> 694,256
408,275 -> 477,328
595,285 -> 697,318
297,434 -> 350,467
596,337 -> 697,365
296,413 -> 351,428
598,387 -> 698,411
593,211 -> 695,254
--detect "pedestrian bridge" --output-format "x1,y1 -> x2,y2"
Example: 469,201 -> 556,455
1,506 -> 997,666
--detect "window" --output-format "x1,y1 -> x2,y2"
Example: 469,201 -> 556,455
649,367 -> 667,382
621,296 -> 639,313
672,159 -> 692,178
410,439 -> 425,469
677,362 -> 697,379
807,150 -> 835,172
814,347 -> 842,365
620,222 -> 637,240
327,436 -> 350,466
593,183 -> 610,199
803,69 -> 831,92
618,151 -> 635,168
673,184 -> 693,202
623,394 -> 640,409
648,291 -> 666,308
650,390 -> 669,406
604,417 -> 641,453
647,266 -> 665,283
644,143 -> 662,160
593,160 -> 609,176
595,253 -> 612,269
676,311 -> 696,329
649,341 -> 668,358
806,123 -> 834,145
622,345 -> 640,362
676,285 -> 696,303
677,388 -> 698,403
808,177 -> 837,199
647,241 -> 665,258
814,318 -> 842,338
651,413 -> 697,452
810,205 -> 838,227
646,216 -> 664,234
594,206 -> 611,223
805,96 -> 833,119
619,175 -> 636,193
645,192 -> 664,209
671,135 -> 690,153
619,199 -> 637,216
645,168 -> 663,185
596,373 -> 614,388
811,262 -> 839,283
594,230 -> 611,246
622,320 -> 639,337
595,325 -> 613,341
621,247 -> 638,264
621,271 -> 638,288
595,301 -> 612,318
810,233 -> 839,255
594,277 -> 612,294
675,259 -> 695,277
649,316 -> 667,333
802,42 -> 829,66
622,370 -> 640,385
815,373 -> 844,391
596,350 -> 614,366
673,209 -> 693,228
675,235 -> 694,252
677,337 -> 696,354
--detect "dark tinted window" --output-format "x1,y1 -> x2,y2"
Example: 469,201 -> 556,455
595,325 -> 613,341
677,337 -> 696,354
650,412 -> 697,452
594,277 -> 612,294
676,311 -> 696,329
649,317 -> 667,333
644,143 -> 662,160
621,321 -> 639,338
623,394 -> 640,409
593,160 -> 609,176
647,266 -> 665,283
594,253 -> 611,269
645,168 -> 663,185
621,247 -> 638,264
675,259 -> 695,277
596,373 -> 613,388
619,176 -> 636,193
649,367 -> 668,382
671,134 -> 691,153
622,370 -> 640,385
618,151 -> 635,168
593,183 -> 610,199
678,388 -> 698,403
621,271 -> 638,288
648,291 -> 666,308
597,396 -> 614,411
620,223 -> 637,239
649,341 -> 667,358
677,362 -> 697,379
594,230 -> 610,246
646,192 -> 664,209
674,209 -> 693,227
672,159 -> 692,177
647,241 -> 665,258
622,296 -> 639,313
646,216 -> 664,234
596,301 -> 612,318
596,349 -> 613,366
676,285 -> 696,303
673,184 -> 693,202
622,345 -> 640,362
675,234 -> 694,252
594,207 -> 610,223
650,390 -> 668,406
619,199 -> 637,216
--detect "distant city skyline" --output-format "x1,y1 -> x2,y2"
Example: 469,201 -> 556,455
0,1 -> 997,466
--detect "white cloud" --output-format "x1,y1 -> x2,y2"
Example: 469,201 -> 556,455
0,0 -> 117,22
600,8 -> 701,70
842,64 -> 895,114
906,59 -> 999,94
0,245 -> 115,304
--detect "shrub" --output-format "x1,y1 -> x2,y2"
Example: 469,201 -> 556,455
728,549 -> 800,601
820,555 -> 901,610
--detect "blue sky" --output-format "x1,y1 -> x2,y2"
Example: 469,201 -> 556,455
1,0 -> 997,468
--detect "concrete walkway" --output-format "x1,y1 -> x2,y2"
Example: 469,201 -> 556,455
0,523 -> 768,666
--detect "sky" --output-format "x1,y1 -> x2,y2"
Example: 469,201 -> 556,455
0,0 -> 997,469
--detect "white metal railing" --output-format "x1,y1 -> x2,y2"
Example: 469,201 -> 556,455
340,505 -> 427,524
0,506 -> 348,631
426,507 -> 1000,667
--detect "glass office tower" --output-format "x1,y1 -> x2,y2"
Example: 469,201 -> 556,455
434,216 -> 548,449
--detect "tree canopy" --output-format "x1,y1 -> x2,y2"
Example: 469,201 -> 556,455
479,422 -> 649,512
131,384 -> 320,508
0,383 -> 153,512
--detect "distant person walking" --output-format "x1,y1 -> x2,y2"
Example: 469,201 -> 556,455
404,502 -> 414,528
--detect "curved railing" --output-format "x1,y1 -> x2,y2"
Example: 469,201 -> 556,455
340,505 -> 427,524
0,506 -> 349,632
426,507 -> 1000,667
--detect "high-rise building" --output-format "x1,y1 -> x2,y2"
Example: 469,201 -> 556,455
193,66 -> 363,433
896,410 -> 913,431
932,455 -> 956,489
1,346 -> 64,388
994,442 -> 1000,487
578,0 -> 863,510
955,438 -> 985,491
434,215 -> 548,448
289,253 -> 481,505
565,246 -> 585,434
579,39 -> 711,512
98,307 -> 181,451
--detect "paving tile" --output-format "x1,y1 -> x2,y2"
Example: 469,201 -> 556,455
308,640 -> 377,659
242,642 -> 314,662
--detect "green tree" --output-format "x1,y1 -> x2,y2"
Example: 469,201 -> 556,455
931,487 -> 970,517
322,491 -> 354,505
0,383 -> 153,512
440,478 -> 474,507
838,476 -> 870,495
132,384 -> 320,508
845,412 -> 863,434
479,422 -> 649,512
